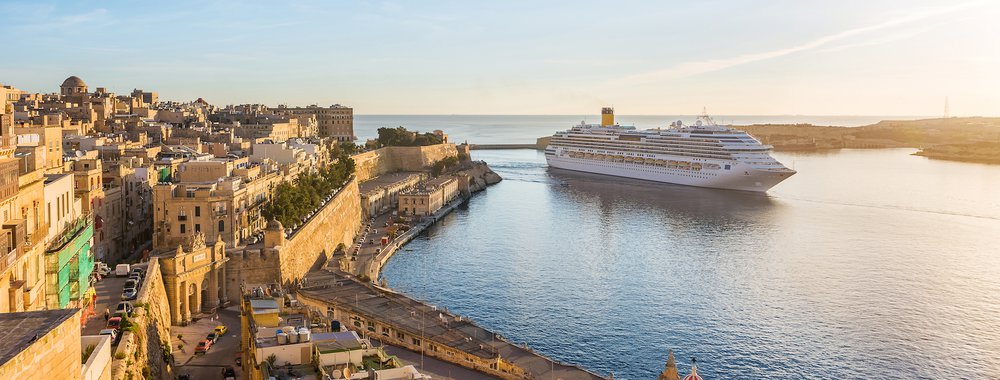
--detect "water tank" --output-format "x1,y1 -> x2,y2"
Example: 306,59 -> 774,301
287,329 -> 299,344
276,332 -> 288,345
298,327 -> 311,342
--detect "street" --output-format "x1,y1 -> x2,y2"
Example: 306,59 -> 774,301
81,263 -> 148,336
171,307 -> 242,380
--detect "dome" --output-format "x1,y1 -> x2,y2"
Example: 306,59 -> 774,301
61,76 -> 87,88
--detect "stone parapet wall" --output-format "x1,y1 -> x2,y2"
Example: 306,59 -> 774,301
280,176 -> 361,283
225,177 -> 360,298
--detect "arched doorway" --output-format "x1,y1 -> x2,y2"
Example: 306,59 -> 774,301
188,283 -> 198,316
201,278 -> 209,313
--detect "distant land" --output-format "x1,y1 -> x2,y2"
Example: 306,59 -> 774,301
534,117 -> 1000,164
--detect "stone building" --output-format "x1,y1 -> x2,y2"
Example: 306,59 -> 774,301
271,104 -> 353,141
398,176 -> 461,217
152,172 -> 276,249
156,233 -> 229,324
0,309 -> 109,380
359,172 -> 425,218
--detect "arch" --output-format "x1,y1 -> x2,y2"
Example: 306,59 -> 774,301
218,219 -> 225,232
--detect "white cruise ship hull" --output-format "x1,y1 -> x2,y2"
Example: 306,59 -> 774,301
545,155 -> 792,192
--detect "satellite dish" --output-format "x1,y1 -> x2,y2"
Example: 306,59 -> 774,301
75,150 -> 84,157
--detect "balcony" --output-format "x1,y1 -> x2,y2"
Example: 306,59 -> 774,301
215,209 -> 228,216
178,215 -> 187,221
0,248 -> 16,275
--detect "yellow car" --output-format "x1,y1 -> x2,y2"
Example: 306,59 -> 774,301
214,325 -> 228,335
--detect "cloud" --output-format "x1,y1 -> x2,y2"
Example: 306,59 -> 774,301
613,2 -> 983,85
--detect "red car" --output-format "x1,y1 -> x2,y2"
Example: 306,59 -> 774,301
106,317 -> 122,332
195,339 -> 213,354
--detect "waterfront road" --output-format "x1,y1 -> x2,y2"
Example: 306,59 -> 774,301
371,338 -> 498,380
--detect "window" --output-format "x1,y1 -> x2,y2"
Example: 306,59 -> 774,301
218,220 -> 225,232
195,224 -> 201,233
180,224 -> 186,234
396,332 -> 404,340
195,206 -> 200,217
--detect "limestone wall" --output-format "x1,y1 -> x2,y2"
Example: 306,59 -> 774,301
112,259 -> 173,380
225,177 -> 361,300
280,176 -> 361,283
354,144 -> 459,182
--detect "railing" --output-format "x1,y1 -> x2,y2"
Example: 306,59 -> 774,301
215,209 -> 228,216
0,248 -> 17,274
177,215 -> 187,221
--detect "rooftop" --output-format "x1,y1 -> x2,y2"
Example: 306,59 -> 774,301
0,309 -> 79,367
359,172 -> 424,194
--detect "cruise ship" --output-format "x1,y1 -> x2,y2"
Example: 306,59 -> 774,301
544,108 -> 796,192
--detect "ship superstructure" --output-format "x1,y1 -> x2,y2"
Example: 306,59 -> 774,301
544,108 -> 796,192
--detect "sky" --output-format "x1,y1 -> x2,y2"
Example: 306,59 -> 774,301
1,0 -> 998,115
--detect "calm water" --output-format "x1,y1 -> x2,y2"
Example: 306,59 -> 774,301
379,147 -> 1000,379
355,115 -> 927,145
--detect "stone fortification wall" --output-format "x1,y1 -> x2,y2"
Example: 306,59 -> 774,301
225,177 -> 360,299
354,144 -> 459,181
280,176 -> 361,283
112,259 -> 173,380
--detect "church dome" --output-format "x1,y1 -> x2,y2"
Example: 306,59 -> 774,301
61,76 -> 87,88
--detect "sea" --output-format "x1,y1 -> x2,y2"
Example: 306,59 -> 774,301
356,115 -> 1000,379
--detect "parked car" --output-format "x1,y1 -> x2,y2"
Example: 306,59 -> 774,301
222,366 -> 236,380
106,317 -> 122,332
99,328 -> 119,344
94,262 -> 112,277
194,339 -> 213,354
177,374 -> 191,380
206,332 -> 219,343
115,301 -> 134,316
121,287 -> 138,301
115,263 -> 131,277
214,325 -> 228,335
130,267 -> 145,277
124,279 -> 139,290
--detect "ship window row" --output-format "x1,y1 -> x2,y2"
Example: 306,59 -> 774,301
553,141 -> 732,159
553,136 -> 727,148
551,138 -> 728,151
559,134 -> 721,144
557,145 -> 731,160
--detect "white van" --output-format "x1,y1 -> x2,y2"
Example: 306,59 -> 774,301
115,264 -> 131,277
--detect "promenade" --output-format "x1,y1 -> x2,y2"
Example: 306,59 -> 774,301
356,196 -> 469,280
298,269 -> 608,380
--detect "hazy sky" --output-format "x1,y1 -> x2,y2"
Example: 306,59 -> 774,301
1,1 -> 998,115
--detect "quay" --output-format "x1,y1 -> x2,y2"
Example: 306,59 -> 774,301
298,269 -> 608,380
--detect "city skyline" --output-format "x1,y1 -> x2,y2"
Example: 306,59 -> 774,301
2,0 -> 998,115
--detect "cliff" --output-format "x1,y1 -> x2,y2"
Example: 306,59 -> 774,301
455,161 -> 502,193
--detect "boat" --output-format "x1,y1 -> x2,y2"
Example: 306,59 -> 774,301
543,107 -> 796,192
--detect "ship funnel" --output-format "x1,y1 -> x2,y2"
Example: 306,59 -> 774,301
601,107 -> 615,126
